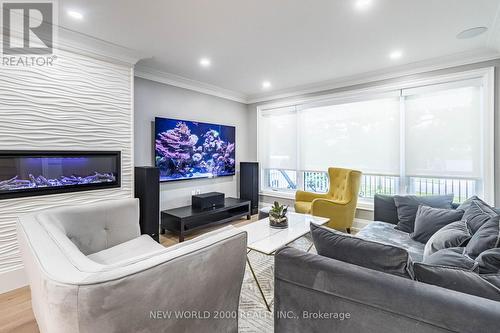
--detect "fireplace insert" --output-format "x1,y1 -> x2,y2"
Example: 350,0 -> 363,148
0,151 -> 121,199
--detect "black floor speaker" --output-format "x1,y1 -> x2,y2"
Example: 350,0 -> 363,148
240,162 -> 259,215
134,167 -> 160,242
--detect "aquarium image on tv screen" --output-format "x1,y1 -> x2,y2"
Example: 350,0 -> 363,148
155,117 -> 236,182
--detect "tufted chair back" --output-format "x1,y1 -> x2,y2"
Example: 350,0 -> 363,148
327,167 -> 362,203
36,198 -> 140,255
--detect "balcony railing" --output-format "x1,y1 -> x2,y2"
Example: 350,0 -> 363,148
264,169 -> 478,203
408,176 -> 478,203
359,174 -> 399,198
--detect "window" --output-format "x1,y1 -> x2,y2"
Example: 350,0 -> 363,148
403,81 -> 485,202
258,70 -> 494,204
298,96 -> 400,176
259,106 -> 298,192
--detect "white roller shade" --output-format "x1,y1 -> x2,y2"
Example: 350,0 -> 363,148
259,106 -> 297,170
298,97 -> 400,174
405,84 -> 482,178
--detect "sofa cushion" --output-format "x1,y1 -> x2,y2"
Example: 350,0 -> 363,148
465,215 -> 500,259
311,223 -> 414,278
87,235 -> 165,265
393,194 -> 454,233
373,194 -> 399,225
414,263 -> 500,301
460,197 -> 499,234
356,221 -> 425,262
423,220 -> 471,259
423,247 -> 478,272
476,248 -> 500,274
410,206 -> 464,243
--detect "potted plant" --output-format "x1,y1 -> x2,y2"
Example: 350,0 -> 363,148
269,201 -> 288,229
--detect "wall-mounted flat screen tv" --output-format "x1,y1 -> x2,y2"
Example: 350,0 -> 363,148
155,117 -> 236,182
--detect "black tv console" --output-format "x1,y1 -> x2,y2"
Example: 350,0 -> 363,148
160,197 -> 251,242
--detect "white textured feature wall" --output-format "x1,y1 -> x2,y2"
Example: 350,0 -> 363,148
0,49 -> 134,288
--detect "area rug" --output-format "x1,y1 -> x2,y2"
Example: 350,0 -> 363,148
238,234 -> 315,333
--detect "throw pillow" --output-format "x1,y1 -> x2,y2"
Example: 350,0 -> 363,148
476,248 -> 500,274
414,263 -> 500,301
393,194 -> 454,233
310,223 -> 414,278
423,247 -> 478,272
423,220 -> 471,259
482,274 -> 500,290
374,194 -> 399,225
465,215 -> 500,259
457,195 -> 481,211
410,206 -> 464,243
415,247 -> 500,301
460,197 -> 499,234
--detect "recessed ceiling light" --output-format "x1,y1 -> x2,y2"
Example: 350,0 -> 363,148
355,0 -> 373,10
67,10 -> 83,20
262,81 -> 272,89
457,27 -> 488,39
199,58 -> 211,67
389,50 -> 403,60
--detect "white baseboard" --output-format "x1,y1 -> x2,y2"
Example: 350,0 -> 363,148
0,268 -> 27,294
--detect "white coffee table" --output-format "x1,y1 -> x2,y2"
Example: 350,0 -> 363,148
237,212 -> 329,311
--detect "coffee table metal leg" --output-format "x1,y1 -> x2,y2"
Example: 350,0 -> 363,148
246,254 -> 271,312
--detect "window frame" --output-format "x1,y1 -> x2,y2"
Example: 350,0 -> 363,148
257,67 -> 495,206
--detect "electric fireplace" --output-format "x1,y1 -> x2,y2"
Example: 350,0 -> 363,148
0,151 -> 121,199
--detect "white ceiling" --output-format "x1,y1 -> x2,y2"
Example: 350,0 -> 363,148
58,0 -> 500,102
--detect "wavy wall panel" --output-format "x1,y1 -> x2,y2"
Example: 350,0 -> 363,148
0,50 -> 133,275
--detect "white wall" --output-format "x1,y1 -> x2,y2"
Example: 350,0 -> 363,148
0,49 -> 134,293
134,77 -> 251,210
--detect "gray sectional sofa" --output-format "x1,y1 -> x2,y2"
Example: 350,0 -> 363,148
275,194 -> 500,333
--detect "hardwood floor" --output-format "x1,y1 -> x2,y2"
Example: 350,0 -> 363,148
0,216 -> 257,333
0,286 -> 38,333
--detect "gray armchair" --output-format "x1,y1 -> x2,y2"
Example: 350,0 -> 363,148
17,198 -> 247,333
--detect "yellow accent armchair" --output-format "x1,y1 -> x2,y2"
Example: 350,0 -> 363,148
295,167 -> 362,233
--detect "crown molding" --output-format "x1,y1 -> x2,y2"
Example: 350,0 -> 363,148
2,6 -> 500,100
134,65 -> 248,103
5,21 -> 497,103
135,48 -> 500,105
56,27 -> 150,66
246,48 -> 500,104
